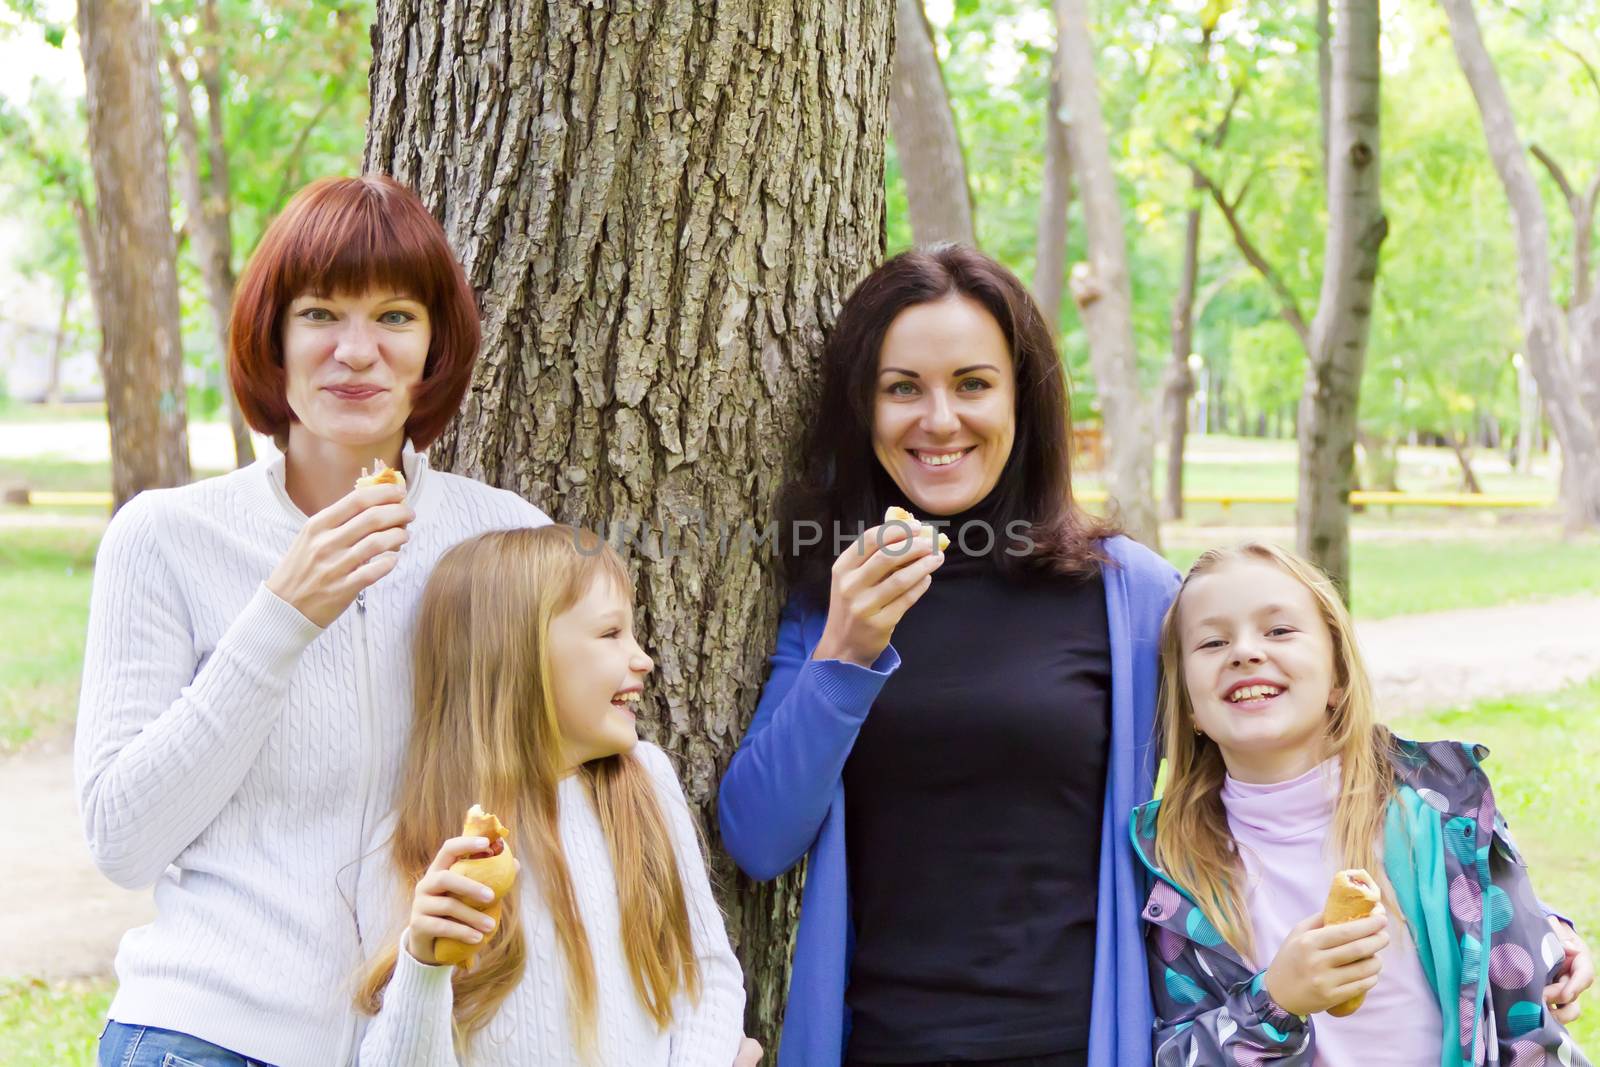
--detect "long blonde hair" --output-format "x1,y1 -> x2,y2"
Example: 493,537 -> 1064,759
355,525 -> 700,1052
1153,542 -> 1398,963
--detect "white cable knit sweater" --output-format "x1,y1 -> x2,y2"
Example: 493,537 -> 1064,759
354,742 -> 747,1066
74,445 -> 549,1067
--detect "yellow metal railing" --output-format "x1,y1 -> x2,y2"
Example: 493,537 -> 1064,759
1075,489 -> 1553,510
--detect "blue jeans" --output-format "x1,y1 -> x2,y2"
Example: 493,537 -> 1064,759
97,1021 -> 276,1067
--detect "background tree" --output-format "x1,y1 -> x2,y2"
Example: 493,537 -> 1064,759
79,0 -> 191,507
1297,0 -> 1386,597
364,0 -> 896,1042
157,0 -> 370,466
1442,0 -> 1600,529
0,83 -> 99,406
1032,39 -> 1072,329
1055,0 -> 1160,547
163,0 -> 252,465
1156,7 -> 1238,521
890,0 -> 975,246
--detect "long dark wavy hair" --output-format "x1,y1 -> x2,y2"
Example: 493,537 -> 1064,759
780,244 -> 1117,606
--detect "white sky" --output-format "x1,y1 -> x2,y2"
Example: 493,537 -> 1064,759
0,1 -> 84,106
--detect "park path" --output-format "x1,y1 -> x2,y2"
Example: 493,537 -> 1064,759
2,593 -> 1598,982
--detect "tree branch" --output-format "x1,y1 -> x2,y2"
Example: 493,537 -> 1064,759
1160,140 -> 1311,347
265,89 -> 341,219
1530,143 -> 1577,204
1210,80 -> 1244,150
1553,38 -> 1600,104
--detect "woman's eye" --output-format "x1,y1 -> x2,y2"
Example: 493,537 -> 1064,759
379,310 -> 416,326
887,381 -> 917,397
299,307 -> 334,322
958,378 -> 990,391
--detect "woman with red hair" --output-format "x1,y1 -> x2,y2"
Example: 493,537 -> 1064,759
75,175 -> 552,1066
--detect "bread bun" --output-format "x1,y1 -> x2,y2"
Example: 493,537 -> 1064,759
434,805 -> 516,968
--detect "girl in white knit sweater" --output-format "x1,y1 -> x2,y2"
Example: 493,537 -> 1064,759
354,525 -> 748,1066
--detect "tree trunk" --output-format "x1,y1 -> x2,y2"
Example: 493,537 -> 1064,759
364,0 -> 894,1044
1161,171 -> 1202,521
1055,0 -> 1160,548
1358,429 -> 1399,491
166,33 -> 255,469
1442,0 -> 1600,530
1528,147 -> 1600,436
1317,0 -> 1331,181
1516,353 -> 1539,473
1297,0 -> 1386,602
45,281 -> 73,406
79,0 -> 191,509
1033,46 -> 1072,328
1450,434 -> 1483,493
889,0 -> 975,246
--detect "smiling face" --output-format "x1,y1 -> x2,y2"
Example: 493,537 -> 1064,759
544,573 -> 654,771
281,288 -> 431,453
871,294 -> 1017,517
1178,556 -> 1341,784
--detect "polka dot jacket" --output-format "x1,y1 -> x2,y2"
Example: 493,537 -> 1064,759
1129,736 -> 1591,1066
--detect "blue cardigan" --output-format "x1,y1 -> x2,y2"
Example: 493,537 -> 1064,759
718,535 -> 1181,1067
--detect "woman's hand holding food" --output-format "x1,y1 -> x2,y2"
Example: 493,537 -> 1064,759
812,511 -> 946,669
266,481 -> 413,627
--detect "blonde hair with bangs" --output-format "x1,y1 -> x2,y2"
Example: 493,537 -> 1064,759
1153,542 -> 1399,964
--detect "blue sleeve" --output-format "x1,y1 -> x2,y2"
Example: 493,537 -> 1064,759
717,595 -> 899,880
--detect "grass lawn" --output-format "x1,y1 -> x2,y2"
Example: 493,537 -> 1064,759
0,526 -> 97,755
1163,536 -> 1600,619
1391,674 -> 1600,1054
0,400 -> 107,423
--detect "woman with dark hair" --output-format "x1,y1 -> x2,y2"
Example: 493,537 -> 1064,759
719,245 -> 1180,1067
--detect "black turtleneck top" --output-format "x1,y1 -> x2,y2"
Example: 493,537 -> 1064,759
840,482 -> 1110,1064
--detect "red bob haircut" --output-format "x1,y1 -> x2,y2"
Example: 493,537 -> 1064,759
228,174 -> 480,450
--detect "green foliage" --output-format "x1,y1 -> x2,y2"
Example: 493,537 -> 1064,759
0,0 -> 373,392
887,0 -> 1599,449
0,977 -> 114,1067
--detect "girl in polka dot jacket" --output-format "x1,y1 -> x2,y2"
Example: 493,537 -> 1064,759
1132,543 -> 1591,1066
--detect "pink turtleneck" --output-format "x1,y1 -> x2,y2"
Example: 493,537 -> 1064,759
1220,758 -> 1442,1066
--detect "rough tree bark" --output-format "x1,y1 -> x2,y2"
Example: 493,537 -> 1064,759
79,0 -> 191,509
364,0 -> 894,1044
890,0 -> 975,246
1442,0 -> 1600,530
1032,45 -> 1072,327
165,5 -> 255,469
1055,0 -> 1160,548
1297,0 -> 1386,599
